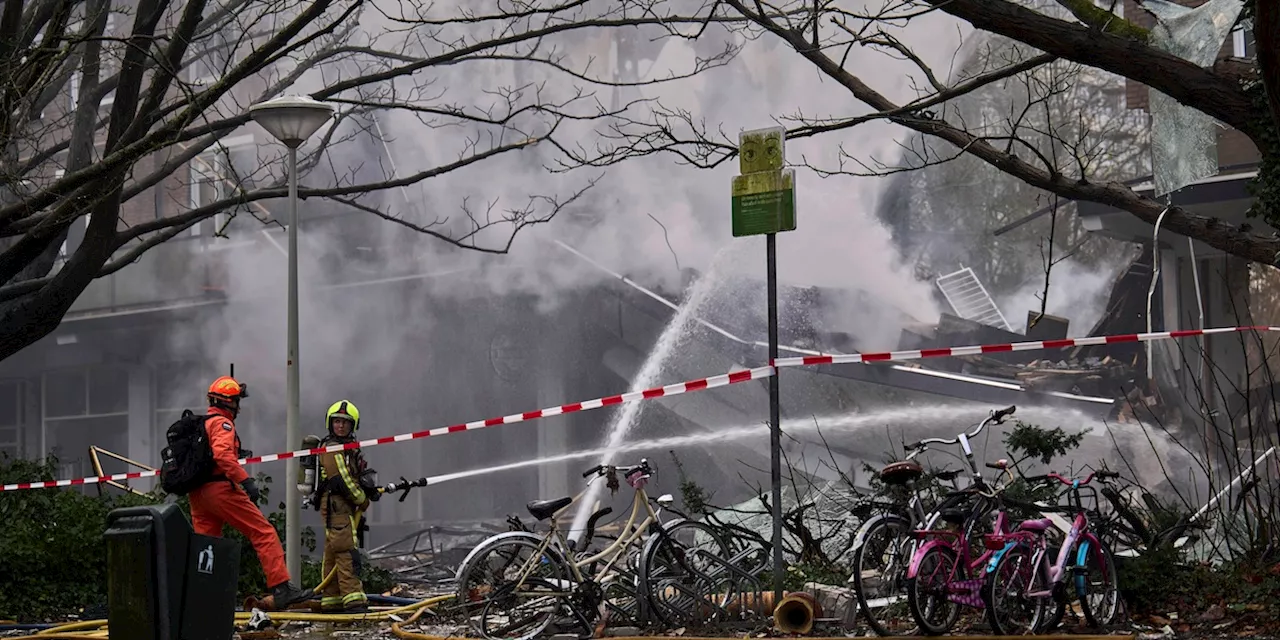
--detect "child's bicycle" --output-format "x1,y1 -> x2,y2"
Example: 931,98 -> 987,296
980,469 -> 1122,635
902,458 -> 1019,635
850,405 -> 1017,636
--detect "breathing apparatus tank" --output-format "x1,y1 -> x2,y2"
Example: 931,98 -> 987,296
298,435 -> 321,501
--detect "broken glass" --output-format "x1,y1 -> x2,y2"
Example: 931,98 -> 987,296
1143,0 -> 1244,196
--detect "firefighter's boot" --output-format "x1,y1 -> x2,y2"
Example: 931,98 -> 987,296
269,581 -> 313,609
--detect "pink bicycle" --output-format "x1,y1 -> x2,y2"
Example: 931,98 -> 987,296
903,460 -> 1017,635
980,470 -> 1122,635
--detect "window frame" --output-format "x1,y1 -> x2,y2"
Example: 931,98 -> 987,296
188,134 -> 256,238
1232,23 -> 1255,59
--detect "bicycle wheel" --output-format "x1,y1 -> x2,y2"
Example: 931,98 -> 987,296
906,545 -> 961,635
982,543 -> 1045,636
638,519 -> 732,627
455,533 -> 544,617
458,536 -> 575,640
1076,538 -> 1120,628
851,516 -> 917,636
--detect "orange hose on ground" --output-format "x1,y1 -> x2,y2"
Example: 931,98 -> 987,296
389,597 -> 454,640
34,620 -> 107,635
13,635 -> 107,640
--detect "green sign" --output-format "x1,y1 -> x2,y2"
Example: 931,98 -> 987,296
731,168 -> 796,237
732,127 -> 796,237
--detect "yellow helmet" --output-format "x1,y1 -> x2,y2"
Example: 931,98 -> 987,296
326,399 -> 360,433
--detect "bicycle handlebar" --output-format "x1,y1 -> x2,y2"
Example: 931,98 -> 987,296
904,405 -> 1017,453
992,405 -> 1016,423
582,459 -> 652,479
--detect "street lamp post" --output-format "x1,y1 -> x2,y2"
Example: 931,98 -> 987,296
248,95 -> 335,584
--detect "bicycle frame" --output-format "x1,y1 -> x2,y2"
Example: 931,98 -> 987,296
985,471 -> 1113,603
854,407 -> 1015,617
902,410 -> 1017,594
855,407 -> 1011,550
906,501 -> 1013,609
491,467 -> 663,596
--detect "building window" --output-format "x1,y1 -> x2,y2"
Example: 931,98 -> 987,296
45,369 -> 88,418
189,138 -> 257,237
43,367 -> 129,419
190,152 -> 228,236
189,27 -> 234,87
1233,22 -> 1255,58
0,381 -> 23,460
52,169 -> 70,270
68,13 -> 118,112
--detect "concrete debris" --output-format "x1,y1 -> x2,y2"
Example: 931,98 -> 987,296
805,582 -> 858,627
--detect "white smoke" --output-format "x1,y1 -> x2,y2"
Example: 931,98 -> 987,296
997,256 -> 1131,337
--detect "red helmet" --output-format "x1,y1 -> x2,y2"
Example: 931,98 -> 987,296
208,376 -> 249,405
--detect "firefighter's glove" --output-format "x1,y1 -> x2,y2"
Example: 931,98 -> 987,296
242,478 -> 261,504
360,469 -> 381,502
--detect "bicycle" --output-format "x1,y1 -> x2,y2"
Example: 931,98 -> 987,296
453,459 -> 728,639
980,469 -> 1122,635
850,405 -> 1016,636
903,455 -> 1021,636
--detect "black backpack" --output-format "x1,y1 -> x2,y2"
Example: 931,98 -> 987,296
159,410 -> 217,495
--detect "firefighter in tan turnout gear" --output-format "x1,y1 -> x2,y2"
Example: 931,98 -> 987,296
314,400 -> 379,612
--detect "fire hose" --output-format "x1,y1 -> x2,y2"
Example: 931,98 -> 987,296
17,594 -> 457,639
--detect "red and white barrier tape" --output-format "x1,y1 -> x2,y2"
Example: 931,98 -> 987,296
3,325 -> 1273,492
772,326 -> 1273,367
0,366 -> 776,492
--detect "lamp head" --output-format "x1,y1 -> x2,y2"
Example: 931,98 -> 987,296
248,95 -> 334,148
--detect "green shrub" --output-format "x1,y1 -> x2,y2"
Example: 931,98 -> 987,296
1117,550 -> 1280,614
0,457 -> 327,621
0,455 -> 156,621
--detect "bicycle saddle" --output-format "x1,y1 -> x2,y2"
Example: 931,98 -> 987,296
1017,518 -> 1053,532
879,460 -> 924,485
527,496 -> 573,521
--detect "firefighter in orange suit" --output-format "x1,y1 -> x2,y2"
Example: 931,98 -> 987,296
314,400 -> 378,612
189,376 -> 311,608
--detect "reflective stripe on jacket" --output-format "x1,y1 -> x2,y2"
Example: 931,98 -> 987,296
319,447 -> 367,506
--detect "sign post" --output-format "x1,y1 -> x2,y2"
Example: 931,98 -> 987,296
731,126 -> 795,606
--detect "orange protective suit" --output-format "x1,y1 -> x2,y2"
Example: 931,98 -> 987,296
188,406 -> 290,588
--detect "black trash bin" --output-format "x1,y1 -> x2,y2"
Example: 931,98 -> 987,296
104,503 -> 240,640
105,504 -> 190,640
180,533 -> 240,640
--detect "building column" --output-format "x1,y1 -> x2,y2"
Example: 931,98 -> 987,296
127,366 -> 154,468
23,380 -> 40,460
537,354 -> 571,502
